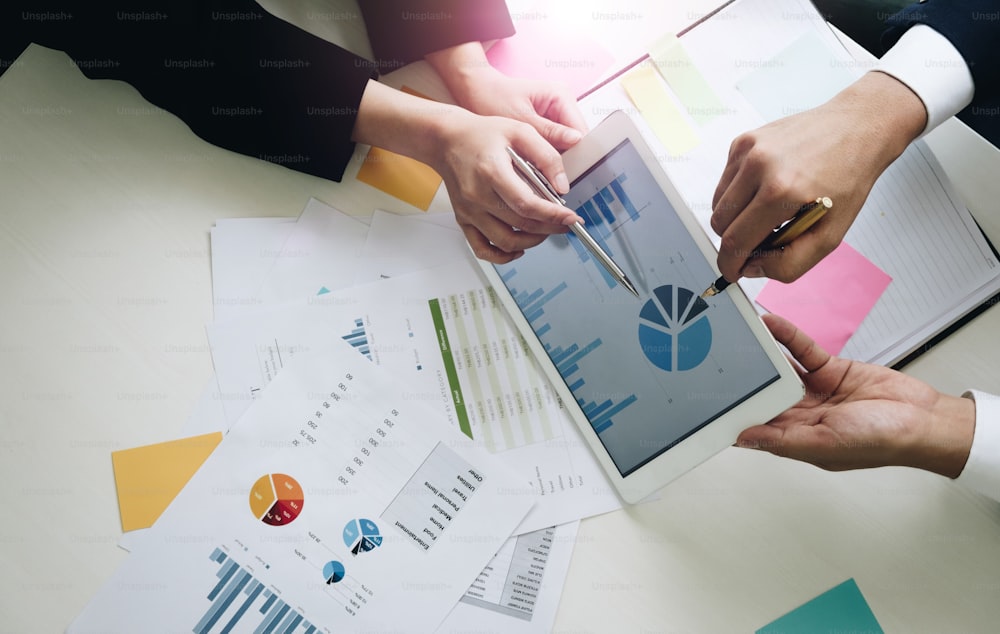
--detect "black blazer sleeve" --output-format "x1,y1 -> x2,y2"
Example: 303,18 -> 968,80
882,0 -> 1000,144
0,0 -> 514,181
358,0 -> 514,67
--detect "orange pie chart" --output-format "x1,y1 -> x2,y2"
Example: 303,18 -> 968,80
249,473 -> 304,526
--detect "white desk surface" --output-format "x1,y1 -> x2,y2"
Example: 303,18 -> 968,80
3,2 -> 1000,632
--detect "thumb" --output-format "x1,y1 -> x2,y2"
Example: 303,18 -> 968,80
526,113 -> 583,151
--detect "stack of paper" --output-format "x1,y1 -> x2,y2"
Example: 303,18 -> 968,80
75,0 -> 984,630
96,198 -> 609,633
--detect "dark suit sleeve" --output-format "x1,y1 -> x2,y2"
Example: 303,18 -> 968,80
358,0 -> 514,67
1,2 -> 375,182
882,0 -> 1000,144
0,1 -> 515,180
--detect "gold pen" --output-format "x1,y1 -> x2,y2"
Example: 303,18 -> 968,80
506,147 -> 640,298
701,196 -> 833,298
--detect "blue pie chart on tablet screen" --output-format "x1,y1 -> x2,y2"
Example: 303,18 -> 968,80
638,285 -> 712,371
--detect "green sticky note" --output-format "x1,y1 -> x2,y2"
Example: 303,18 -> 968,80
757,578 -> 883,634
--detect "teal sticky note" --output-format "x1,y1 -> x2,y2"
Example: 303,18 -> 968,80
757,578 -> 883,634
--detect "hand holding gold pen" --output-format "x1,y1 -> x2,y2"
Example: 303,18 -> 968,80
701,196 -> 833,298
506,147 -> 640,298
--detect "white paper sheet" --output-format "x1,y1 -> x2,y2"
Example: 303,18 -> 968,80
210,217 -> 295,322
354,210 -> 470,284
257,198 -> 371,304
207,264 -> 622,534
73,341 -> 535,634
442,521 -> 579,633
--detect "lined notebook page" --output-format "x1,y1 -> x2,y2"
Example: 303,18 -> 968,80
842,142 -> 997,363
578,0 -> 1000,365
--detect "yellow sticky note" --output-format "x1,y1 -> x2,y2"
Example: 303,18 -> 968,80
620,65 -> 700,156
355,86 -> 443,210
111,432 -> 223,531
648,34 -> 726,125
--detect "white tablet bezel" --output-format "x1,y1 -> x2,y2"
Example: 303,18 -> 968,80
476,110 -> 804,503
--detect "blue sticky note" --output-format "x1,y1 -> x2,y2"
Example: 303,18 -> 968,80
736,34 -> 857,123
757,578 -> 883,634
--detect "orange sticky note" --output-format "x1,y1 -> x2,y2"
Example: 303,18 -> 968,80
111,432 -> 223,531
355,86 -> 443,210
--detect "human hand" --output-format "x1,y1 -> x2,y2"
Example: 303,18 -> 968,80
737,314 -> 974,477
352,80 -> 582,263
711,71 -> 927,283
428,107 -> 584,263
425,42 -> 588,151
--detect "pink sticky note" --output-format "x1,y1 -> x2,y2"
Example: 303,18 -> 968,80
755,242 -> 891,355
486,17 -> 614,98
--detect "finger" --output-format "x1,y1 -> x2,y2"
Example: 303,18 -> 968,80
461,207 -> 550,256
715,197 -> 790,282
535,94 -> 589,142
508,130 -> 579,203
533,117 -> 584,151
741,220 -> 840,283
481,188 -> 572,235
735,424 -> 783,453
494,157 -> 582,228
761,313 -> 831,373
710,135 -> 758,234
459,223 -> 524,265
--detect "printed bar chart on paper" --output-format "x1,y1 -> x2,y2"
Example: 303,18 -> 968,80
205,263 -> 624,534
197,547 -> 316,634
341,318 -> 372,361
68,343 -> 534,634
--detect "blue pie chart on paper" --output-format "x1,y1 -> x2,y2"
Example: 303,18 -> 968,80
343,518 -> 383,556
323,560 -> 345,585
638,285 -> 712,371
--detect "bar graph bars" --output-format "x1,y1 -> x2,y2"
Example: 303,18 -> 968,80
197,547 -> 317,634
571,173 -> 641,289
503,268 -> 637,434
341,318 -> 372,360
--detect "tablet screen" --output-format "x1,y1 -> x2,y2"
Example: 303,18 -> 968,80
493,139 -> 781,476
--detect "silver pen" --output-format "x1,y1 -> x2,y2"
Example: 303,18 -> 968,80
506,147 -> 640,298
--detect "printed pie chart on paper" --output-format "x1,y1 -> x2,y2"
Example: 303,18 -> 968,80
248,473 -> 304,526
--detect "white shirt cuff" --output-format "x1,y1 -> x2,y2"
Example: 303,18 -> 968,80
956,390 -> 1000,501
875,24 -> 974,137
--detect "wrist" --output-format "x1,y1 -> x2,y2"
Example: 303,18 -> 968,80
831,71 -> 927,172
352,79 -> 470,166
424,42 -> 496,108
909,393 -> 975,478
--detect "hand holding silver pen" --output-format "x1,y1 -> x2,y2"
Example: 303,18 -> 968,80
506,146 -> 640,298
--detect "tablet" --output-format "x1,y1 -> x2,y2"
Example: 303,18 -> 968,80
477,111 -> 804,503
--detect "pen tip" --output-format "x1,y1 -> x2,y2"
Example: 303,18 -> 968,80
621,277 -> 640,298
